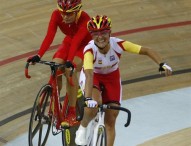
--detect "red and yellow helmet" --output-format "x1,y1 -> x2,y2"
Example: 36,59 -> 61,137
87,15 -> 112,32
57,0 -> 82,13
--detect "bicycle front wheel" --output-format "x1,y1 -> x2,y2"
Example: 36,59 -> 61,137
62,129 -> 71,146
28,84 -> 52,146
96,125 -> 107,146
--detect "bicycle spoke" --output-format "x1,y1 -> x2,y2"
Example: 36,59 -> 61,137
32,115 -> 50,137
29,85 -> 52,146
38,126 -> 43,146
32,122 -> 42,139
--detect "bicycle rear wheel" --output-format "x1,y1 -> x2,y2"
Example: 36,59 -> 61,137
28,84 -> 52,146
96,125 -> 107,146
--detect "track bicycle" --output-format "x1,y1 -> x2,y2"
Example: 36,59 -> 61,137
25,60 -> 82,146
77,102 -> 131,146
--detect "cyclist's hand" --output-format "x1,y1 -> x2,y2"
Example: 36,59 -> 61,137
85,97 -> 98,108
27,55 -> 41,64
159,62 -> 172,76
65,61 -> 76,68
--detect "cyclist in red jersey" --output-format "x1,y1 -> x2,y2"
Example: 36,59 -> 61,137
75,15 -> 172,146
27,0 -> 92,126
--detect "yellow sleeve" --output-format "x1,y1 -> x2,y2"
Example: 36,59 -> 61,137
84,50 -> 94,70
122,41 -> 141,54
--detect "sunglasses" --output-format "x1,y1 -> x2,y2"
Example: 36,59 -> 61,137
91,30 -> 111,37
60,11 -> 75,16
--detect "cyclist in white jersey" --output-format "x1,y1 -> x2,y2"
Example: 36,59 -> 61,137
75,15 -> 172,146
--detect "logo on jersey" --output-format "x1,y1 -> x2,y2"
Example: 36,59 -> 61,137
98,59 -> 102,64
110,55 -> 115,61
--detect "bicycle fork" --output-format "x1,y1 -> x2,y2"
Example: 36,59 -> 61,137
91,111 -> 105,146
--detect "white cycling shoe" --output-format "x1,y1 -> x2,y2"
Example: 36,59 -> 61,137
75,125 -> 87,145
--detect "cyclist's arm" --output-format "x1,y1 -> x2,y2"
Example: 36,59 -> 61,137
139,46 -> 162,65
120,40 -> 141,54
139,47 -> 173,76
84,69 -> 93,98
83,50 -> 94,98
38,11 -> 58,57
121,40 -> 163,65
120,40 -> 170,75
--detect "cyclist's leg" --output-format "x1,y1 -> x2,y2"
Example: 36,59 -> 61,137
75,79 -> 101,145
81,87 -> 101,126
66,56 -> 82,107
105,103 -> 119,146
63,46 -> 84,126
52,58 -> 65,92
79,72 -> 102,126
62,56 -> 82,126
75,66 -> 104,145
52,42 -> 69,93
75,87 -> 100,145
102,69 -> 121,146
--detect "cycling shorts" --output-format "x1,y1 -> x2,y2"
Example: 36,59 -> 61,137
93,69 -> 122,105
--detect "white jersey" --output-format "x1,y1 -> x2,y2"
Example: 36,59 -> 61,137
83,37 -> 141,74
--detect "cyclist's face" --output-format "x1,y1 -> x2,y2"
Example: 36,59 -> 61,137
60,11 -> 77,24
91,30 -> 111,49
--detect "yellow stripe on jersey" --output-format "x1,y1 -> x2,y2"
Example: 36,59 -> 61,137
75,10 -> 82,24
84,51 -> 94,70
122,41 -> 141,54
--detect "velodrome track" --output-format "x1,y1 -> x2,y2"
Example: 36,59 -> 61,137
3,87 -> 191,146
0,0 -> 191,146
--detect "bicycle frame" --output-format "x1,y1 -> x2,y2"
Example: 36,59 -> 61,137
47,69 -> 66,130
25,61 -> 74,131
26,60 -> 85,146
87,106 -> 106,146
79,104 -> 131,146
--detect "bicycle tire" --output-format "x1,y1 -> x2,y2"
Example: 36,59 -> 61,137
96,125 -> 107,146
61,95 -> 71,146
62,129 -> 70,146
61,94 -> 80,146
62,126 -> 80,146
28,84 -> 52,146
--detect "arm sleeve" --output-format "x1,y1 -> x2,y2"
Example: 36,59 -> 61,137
38,11 -> 58,57
83,49 -> 94,70
118,40 -> 141,54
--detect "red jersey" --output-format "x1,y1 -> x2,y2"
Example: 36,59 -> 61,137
38,10 -> 92,61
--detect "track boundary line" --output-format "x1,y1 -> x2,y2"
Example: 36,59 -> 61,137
0,68 -> 190,126
1,20 -> 191,66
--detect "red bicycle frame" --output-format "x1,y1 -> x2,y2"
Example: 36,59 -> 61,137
25,61 -> 74,130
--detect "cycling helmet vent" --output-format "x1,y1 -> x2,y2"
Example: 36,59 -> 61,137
87,15 -> 112,32
57,0 -> 82,12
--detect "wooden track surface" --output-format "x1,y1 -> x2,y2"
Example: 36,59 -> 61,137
138,127 -> 191,146
0,0 -> 191,145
